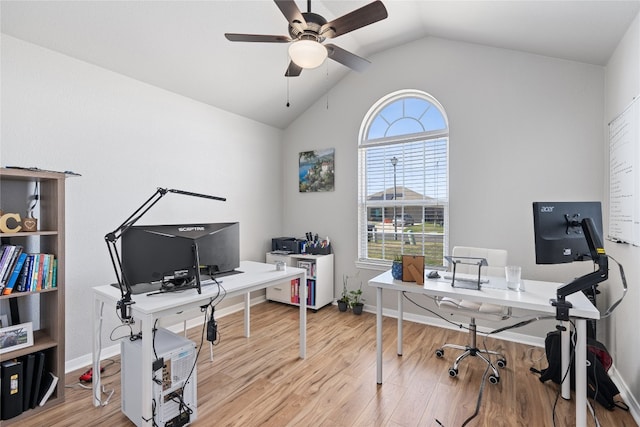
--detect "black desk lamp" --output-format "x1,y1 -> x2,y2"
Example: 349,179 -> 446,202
105,187 -> 226,322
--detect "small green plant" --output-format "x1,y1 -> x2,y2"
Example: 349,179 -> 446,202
393,254 -> 403,263
339,274 -> 352,304
349,287 -> 364,305
349,281 -> 365,315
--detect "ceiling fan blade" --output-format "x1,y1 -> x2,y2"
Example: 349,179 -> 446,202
325,44 -> 371,72
274,0 -> 307,31
225,33 -> 291,43
321,0 -> 388,38
285,61 -> 303,77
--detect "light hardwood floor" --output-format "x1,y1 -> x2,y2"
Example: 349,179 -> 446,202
19,302 -> 638,426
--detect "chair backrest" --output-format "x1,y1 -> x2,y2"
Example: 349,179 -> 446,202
451,246 -> 508,277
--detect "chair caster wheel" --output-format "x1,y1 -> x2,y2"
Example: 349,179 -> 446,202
448,368 -> 458,377
489,374 -> 500,384
435,349 -> 444,358
497,358 -> 507,368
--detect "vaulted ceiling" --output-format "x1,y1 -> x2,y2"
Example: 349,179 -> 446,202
2,1 -> 639,129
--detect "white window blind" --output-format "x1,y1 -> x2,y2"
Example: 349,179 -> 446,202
358,90 -> 449,267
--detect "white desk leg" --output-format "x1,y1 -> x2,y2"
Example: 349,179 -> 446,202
561,321 -> 570,400
92,296 -> 102,407
244,292 -> 250,337
575,319 -> 587,427
300,274 -> 307,359
397,291 -> 403,356
376,286 -> 383,384
140,315 -> 154,426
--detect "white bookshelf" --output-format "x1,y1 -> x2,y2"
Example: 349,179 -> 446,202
265,253 -> 334,311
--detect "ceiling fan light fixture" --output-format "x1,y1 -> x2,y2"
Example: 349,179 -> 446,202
288,39 -> 327,69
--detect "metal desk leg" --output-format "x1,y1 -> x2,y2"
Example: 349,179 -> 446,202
300,273 -> 307,359
397,291 -> 403,356
575,319 -> 587,427
376,286 -> 383,384
140,315 -> 154,426
561,321 -> 570,399
244,292 -> 250,337
92,297 -> 103,407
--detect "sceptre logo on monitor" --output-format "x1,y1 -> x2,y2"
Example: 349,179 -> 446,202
178,226 -> 205,232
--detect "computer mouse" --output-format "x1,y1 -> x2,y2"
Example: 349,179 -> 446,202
427,270 -> 440,279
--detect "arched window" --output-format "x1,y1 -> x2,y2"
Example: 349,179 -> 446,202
358,90 -> 449,267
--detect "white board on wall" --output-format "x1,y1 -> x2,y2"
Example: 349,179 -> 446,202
609,95 -> 640,245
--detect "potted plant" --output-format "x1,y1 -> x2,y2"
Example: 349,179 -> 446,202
338,275 -> 351,312
349,284 -> 365,315
391,254 -> 403,280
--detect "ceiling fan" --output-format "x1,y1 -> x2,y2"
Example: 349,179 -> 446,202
225,0 -> 388,77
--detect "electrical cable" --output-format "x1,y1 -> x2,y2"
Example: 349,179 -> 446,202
600,254 -> 627,319
404,290 -> 556,425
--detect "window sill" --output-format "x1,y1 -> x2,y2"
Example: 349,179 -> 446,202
355,260 -> 391,272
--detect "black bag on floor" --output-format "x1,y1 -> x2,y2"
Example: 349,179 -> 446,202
530,330 -> 629,411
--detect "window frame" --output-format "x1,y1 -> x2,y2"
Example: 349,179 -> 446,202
357,90 -> 449,269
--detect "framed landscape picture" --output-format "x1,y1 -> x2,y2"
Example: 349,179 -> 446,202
0,321 -> 34,354
299,148 -> 335,192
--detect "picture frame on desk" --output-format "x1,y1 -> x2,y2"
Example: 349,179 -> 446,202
0,321 -> 33,354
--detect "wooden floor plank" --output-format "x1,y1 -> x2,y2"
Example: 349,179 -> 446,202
16,301 -> 638,426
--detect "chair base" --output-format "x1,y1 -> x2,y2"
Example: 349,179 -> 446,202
435,316 -> 508,384
435,344 -> 506,383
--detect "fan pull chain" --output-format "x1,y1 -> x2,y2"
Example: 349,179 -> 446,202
286,77 -> 291,107
325,61 -> 329,110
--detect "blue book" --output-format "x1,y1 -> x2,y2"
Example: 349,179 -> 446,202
2,253 -> 28,295
19,255 -> 34,292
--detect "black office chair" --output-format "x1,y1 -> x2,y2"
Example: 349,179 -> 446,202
435,246 -> 510,384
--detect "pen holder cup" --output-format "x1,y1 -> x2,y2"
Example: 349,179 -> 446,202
307,245 -> 332,255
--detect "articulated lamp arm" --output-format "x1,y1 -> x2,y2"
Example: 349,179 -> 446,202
104,188 -> 226,322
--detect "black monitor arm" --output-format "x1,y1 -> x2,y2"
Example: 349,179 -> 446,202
551,217 -> 608,321
105,188 -> 225,322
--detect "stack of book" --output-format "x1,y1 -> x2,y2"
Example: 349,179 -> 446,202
0,351 -> 59,420
0,245 -> 57,295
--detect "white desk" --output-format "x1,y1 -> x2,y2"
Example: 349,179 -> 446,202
92,260 -> 306,426
369,270 -> 600,427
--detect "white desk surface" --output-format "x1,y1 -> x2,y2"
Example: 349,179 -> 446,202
369,270 -> 600,320
94,260 -> 307,315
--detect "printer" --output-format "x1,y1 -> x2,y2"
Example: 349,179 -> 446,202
271,237 -> 302,254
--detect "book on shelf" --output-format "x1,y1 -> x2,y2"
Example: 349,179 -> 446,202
290,279 -> 299,303
32,254 -> 42,291
0,245 -> 14,286
16,255 -> 33,292
5,253 -> 57,293
37,371 -> 59,406
0,245 -> 23,288
30,351 -> 45,409
1,360 -> 24,420
2,252 -> 28,295
20,354 -> 36,411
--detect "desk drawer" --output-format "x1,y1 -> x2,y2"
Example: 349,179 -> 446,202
266,281 -> 291,303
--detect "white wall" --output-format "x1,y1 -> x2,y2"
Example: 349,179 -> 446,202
1,36 -> 284,362
604,12 -> 640,414
282,36 -> 605,339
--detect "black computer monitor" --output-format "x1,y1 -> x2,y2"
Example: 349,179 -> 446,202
532,201 -> 604,265
121,222 -> 240,293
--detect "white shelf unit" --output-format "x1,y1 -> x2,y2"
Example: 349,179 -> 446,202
265,253 -> 334,310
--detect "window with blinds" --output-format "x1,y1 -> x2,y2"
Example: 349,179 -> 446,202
358,90 -> 449,267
